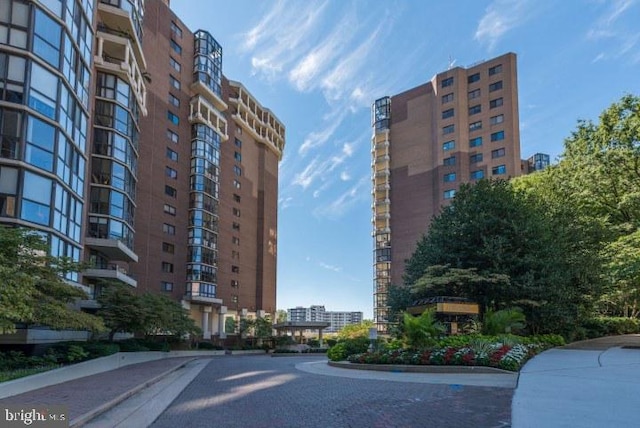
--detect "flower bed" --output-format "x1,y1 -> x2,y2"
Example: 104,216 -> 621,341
345,336 -> 557,372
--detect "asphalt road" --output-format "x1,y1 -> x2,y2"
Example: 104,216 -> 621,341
151,355 -> 512,428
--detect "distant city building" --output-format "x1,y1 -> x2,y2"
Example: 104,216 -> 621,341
286,306 -> 363,333
371,53 -> 522,333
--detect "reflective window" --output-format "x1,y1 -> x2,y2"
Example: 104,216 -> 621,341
29,63 -> 58,119
34,9 -> 62,67
21,171 -> 52,225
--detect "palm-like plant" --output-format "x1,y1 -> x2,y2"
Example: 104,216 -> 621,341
482,307 -> 526,335
402,310 -> 445,349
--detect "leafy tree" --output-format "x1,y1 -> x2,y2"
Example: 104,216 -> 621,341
387,285 -> 413,324
336,320 -> 374,340
402,310 -> 445,349
0,226 -> 104,334
140,292 -> 201,338
482,307 -> 526,335
404,179 -> 600,335
97,282 -> 147,341
275,309 -> 288,323
225,317 -> 237,334
254,316 -> 273,339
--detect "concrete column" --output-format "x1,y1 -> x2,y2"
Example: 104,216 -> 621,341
219,306 -> 227,339
202,307 -> 212,340
319,328 -> 323,347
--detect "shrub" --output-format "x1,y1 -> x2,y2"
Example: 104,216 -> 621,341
196,341 -> 221,350
581,317 -> 640,338
81,342 -> 120,359
326,339 -> 337,348
327,343 -> 349,361
482,308 -> 526,335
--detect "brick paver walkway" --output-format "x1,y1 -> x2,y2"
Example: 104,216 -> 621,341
0,357 -> 194,423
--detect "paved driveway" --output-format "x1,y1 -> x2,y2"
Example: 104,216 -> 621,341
151,355 -> 512,428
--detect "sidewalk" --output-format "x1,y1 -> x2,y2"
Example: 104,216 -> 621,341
0,357 -> 198,427
512,335 -> 640,428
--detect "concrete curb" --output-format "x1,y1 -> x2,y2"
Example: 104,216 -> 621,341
328,360 -> 516,374
69,358 -> 197,427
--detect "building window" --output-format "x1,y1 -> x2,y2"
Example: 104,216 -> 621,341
469,105 -> 481,115
167,111 -> 179,125
468,89 -> 480,100
162,242 -> 175,254
232,222 -> 240,231
232,295 -> 239,303
166,147 -> 178,161
443,156 -> 456,166
233,179 -> 241,189
469,121 -> 482,131
443,189 -> 456,199
234,151 -> 241,162
231,280 -> 239,287
235,138 -> 242,148
161,262 -> 174,273
170,57 -> 181,72
468,73 -> 480,83
442,93 -> 453,103
442,108 -> 454,119
233,194 -> 241,203
491,131 -> 505,142
169,93 -> 180,107
170,75 -> 180,90
492,148 -> 506,158
490,97 -> 503,109
231,265 -> 240,273
232,236 -> 240,245
489,64 -> 502,75
170,39 -> 182,55
469,137 -> 482,148
492,165 -> 507,175
441,77 -> 453,88
232,250 -> 240,260
490,114 -> 504,125
165,166 -> 177,179
163,223 -> 175,235
489,81 -> 503,92
165,185 -> 177,198
470,153 -> 483,163
167,129 -> 179,143
171,21 -> 183,38
163,204 -> 176,215
233,208 -> 241,217
233,165 -> 242,176
161,281 -> 174,292
442,140 -> 455,151
442,125 -> 454,135
443,172 -> 456,182
472,170 -> 485,180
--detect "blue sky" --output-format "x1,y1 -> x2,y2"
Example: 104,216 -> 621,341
171,0 -> 640,317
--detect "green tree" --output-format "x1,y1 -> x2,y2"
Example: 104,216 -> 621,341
254,316 -> 273,339
0,226 -> 104,334
336,320 -> 374,340
275,309 -> 288,323
140,293 -> 201,338
225,317 -> 237,334
96,282 -> 147,341
404,179 -> 600,335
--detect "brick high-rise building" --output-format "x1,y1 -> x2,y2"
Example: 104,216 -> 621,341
371,53 -> 520,332
0,0 -> 284,343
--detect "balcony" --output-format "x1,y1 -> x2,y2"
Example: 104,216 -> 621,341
190,80 -> 227,113
184,282 -> 223,305
94,30 -> 147,115
85,237 -> 138,263
228,81 -> 285,160
189,96 -> 228,141
97,2 -> 146,68
84,263 -> 137,288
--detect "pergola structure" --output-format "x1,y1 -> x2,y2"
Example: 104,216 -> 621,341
273,321 -> 331,345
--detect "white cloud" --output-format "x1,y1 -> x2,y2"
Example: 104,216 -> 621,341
313,176 -> 369,219
278,196 -> 294,210
586,0 -> 640,61
319,262 -> 342,273
474,0 -> 530,51
340,171 -> 351,181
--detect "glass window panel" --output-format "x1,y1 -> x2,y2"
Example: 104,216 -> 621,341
21,199 -> 50,225
9,29 -> 27,48
0,166 -> 18,194
31,63 -> 58,99
25,144 -> 54,171
27,116 -> 55,150
23,171 -> 52,204
8,55 -> 25,80
12,2 -> 28,26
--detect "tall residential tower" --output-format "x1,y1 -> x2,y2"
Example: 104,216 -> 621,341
371,53 -> 520,332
